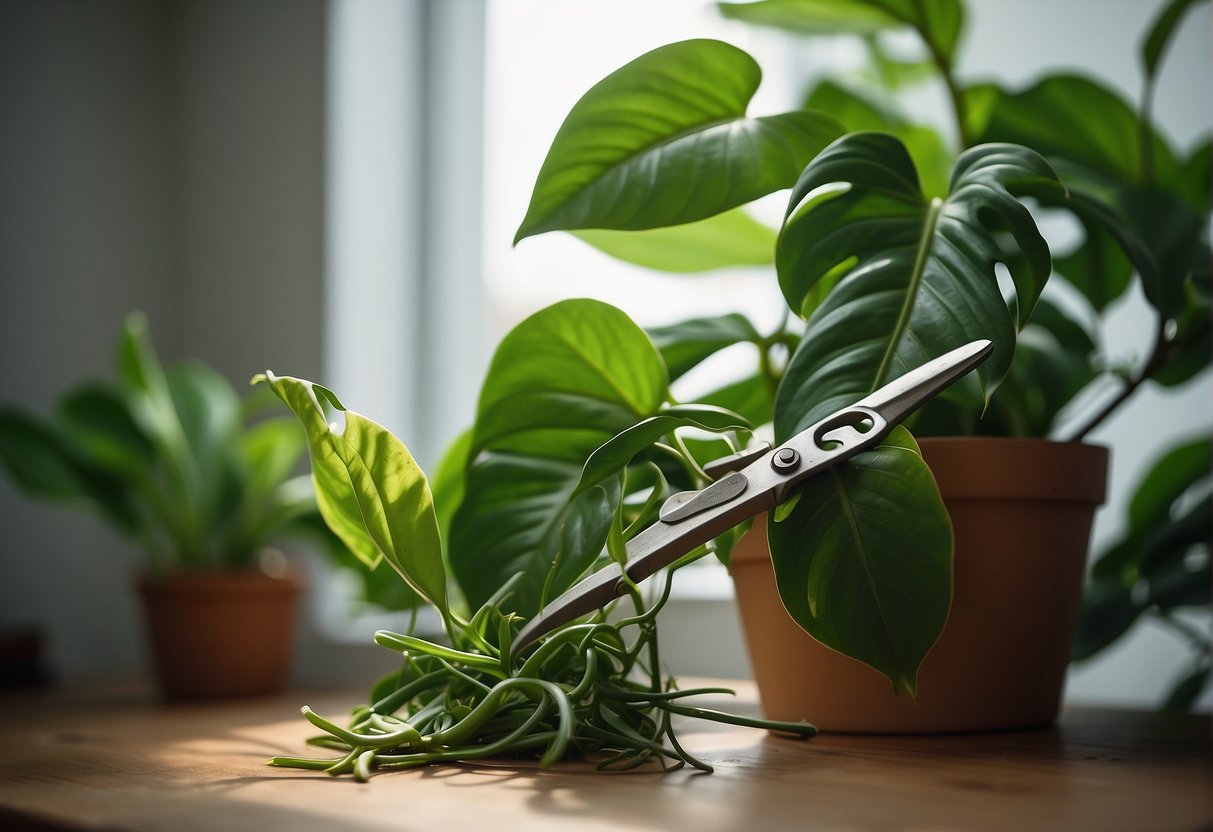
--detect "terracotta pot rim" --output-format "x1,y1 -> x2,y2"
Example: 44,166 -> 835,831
916,436 -> 1108,450
137,568 -> 304,596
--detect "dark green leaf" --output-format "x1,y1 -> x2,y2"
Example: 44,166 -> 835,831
699,374 -> 775,428
775,134 -> 1062,434
515,39 -> 842,241
1072,576 -> 1144,661
572,209 -> 776,273
647,313 -> 762,381
1128,436 -> 1210,534
804,80 -> 952,197
0,409 -> 88,500
972,74 -> 1178,185
766,427 -> 951,696
451,300 -> 669,614
55,384 -> 156,479
1148,557 -> 1211,610
575,405 -> 750,496
257,373 -> 447,612
451,453 -> 619,615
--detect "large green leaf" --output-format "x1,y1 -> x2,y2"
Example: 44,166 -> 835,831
451,452 -> 620,616
775,134 -> 1062,433
257,373 -> 446,613
515,39 -> 842,241
451,300 -> 670,614
572,209 -> 776,273
765,427 -> 952,696
647,313 -> 762,381
970,75 -> 1179,186
472,301 -> 667,459
699,374 -> 774,427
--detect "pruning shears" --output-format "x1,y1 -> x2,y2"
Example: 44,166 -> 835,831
511,339 -> 993,654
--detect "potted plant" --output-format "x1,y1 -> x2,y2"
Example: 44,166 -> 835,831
0,312 -> 351,700
508,0 -> 1209,728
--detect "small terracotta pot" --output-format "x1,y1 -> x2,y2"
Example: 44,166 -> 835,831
732,438 -> 1108,733
137,569 -> 303,701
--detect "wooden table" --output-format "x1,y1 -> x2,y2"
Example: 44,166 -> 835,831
0,680 -> 1208,831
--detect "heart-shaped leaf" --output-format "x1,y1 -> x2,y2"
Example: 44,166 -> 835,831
766,427 -> 951,697
451,300 -> 669,614
256,373 -> 447,613
775,134 -> 1063,432
515,39 -> 842,242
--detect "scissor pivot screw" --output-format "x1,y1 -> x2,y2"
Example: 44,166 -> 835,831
772,448 -> 800,472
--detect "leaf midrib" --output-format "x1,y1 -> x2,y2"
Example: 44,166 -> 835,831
871,196 -> 944,390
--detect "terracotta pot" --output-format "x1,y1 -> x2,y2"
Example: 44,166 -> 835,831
732,438 -> 1109,733
137,569 -> 303,701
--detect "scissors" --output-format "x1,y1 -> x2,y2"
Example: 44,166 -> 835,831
512,339 -> 993,654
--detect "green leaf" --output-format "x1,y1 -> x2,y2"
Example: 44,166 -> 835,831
1128,436 -> 1210,534
804,80 -> 952,197
451,300 -> 670,614
451,453 -> 620,616
256,373 -> 447,613
430,428 -> 472,551
766,427 -> 952,696
1142,0 -> 1207,82
699,374 -> 774,428
647,313 -> 762,381
575,405 -> 751,497
718,0 -> 899,34
572,209 -> 776,273
0,408 -> 144,535
471,300 -> 667,459
1072,576 -> 1143,661
515,39 -> 842,241
55,384 -> 156,480
0,409 -> 89,501
968,296 -> 1098,437
971,74 -> 1178,185
775,134 -> 1062,433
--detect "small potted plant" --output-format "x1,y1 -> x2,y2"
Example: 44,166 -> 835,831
0,313 -> 342,700
509,0 -> 1209,728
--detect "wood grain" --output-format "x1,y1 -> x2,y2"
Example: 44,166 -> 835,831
0,680 -> 1208,831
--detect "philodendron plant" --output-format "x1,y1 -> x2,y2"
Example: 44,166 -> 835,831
258,298 -> 815,779
515,0 -> 1210,708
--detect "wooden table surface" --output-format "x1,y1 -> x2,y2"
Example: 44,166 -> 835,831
0,680 -> 1209,832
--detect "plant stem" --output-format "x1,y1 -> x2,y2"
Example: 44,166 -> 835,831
1067,316 -> 1168,442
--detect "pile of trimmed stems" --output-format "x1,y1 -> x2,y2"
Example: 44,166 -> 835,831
269,575 -> 816,781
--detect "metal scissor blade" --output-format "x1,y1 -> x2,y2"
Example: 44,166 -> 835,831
852,339 -> 993,427
511,339 -> 994,656
511,564 -> 624,653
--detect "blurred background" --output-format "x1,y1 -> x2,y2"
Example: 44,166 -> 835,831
1,0 -> 1209,705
